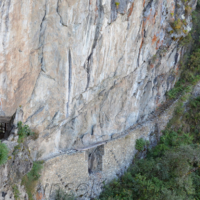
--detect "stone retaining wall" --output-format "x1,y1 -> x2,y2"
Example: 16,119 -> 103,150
40,99 -> 176,199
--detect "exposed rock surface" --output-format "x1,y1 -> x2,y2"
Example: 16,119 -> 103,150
0,138 -> 32,200
0,0 -> 197,160
0,0 -> 198,199
40,98 -> 178,199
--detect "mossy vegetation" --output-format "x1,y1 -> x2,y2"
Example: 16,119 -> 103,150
135,138 -> 149,152
17,121 -> 38,143
12,144 -> 21,156
12,185 -> 20,200
115,2 -> 120,9
99,96 -> 200,200
21,161 -> 43,200
185,5 -> 192,15
170,0 -> 194,34
0,141 -> 9,166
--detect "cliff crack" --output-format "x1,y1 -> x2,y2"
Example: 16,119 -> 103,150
25,106 -> 45,123
56,0 -> 68,27
137,0 -> 155,67
66,49 -> 72,117
39,0 -> 47,72
84,0 -> 104,91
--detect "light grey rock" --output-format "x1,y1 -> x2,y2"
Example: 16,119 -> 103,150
0,0 -> 198,199
7,134 -> 14,141
0,140 -> 32,200
193,81 -> 200,97
0,0 -> 197,160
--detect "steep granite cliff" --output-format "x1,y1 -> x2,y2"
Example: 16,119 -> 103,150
0,0 -> 197,159
0,0 -> 198,199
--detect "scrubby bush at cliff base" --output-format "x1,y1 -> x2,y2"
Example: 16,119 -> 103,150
0,141 -> 9,166
99,97 -> 200,200
135,138 -> 149,152
17,121 -> 38,143
21,161 -> 43,200
12,185 -> 20,200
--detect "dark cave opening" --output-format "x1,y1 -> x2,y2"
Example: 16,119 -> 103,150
0,116 -> 14,140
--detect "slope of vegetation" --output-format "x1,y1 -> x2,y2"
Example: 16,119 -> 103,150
21,161 -> 43,200
0,141 -> 8,166
99,98 -> 200,200
99,2 -> 200,200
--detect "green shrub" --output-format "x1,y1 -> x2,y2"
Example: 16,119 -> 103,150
0,141 -> 9,166
100,130 -> 200,200
185,5 -> 192,15
12,185 -> 20,200
22,161 -> 43,200
17,121 -> 37,143
135,138 -> 149,152
115,2 -> 120,9
180,33 -> 193,46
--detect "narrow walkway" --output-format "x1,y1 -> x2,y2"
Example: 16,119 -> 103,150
42,95 -> 180,162
75,96 -> 179,151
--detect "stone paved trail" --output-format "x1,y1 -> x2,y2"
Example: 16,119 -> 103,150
42,95 -> 181,162
75,95 -> 180,151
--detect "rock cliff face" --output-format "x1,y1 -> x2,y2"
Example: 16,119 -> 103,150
1,0 -> 197,160
0,0 -> 198,199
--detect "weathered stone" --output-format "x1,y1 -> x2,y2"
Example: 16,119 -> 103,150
193,81 -> 200,97
39,98 -> 177,199
0,0 -> 198,199
0,134 -> 32,200
0,0 -> 197,160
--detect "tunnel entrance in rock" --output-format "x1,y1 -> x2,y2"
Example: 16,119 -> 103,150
88,145 -> 104,174
0,116 -> 13,140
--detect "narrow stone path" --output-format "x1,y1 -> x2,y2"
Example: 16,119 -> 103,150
75,96 -> 180,151
43,95 -> 180,161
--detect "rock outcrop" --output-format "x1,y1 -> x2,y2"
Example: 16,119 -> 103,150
0,139 -> 32,200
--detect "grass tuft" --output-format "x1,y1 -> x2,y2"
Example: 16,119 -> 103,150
0,141 -> 9,166
21,161 -> 43,200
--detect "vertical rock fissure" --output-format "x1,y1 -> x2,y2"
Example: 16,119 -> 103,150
39,0 -> 47,73
85,0 -> 104,91
56,0 -> 68,27
137,20 -> 144,67
137,0 -> 155,67
174,0 -> 179,20
174,51 -> 179,65
66,49 -> 72,117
